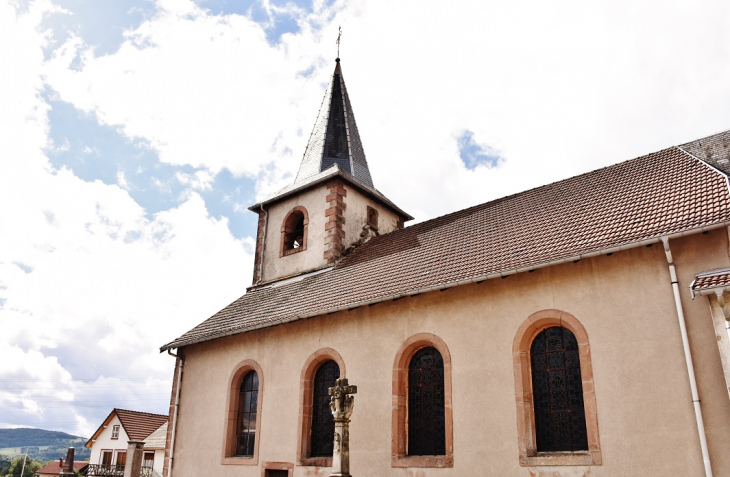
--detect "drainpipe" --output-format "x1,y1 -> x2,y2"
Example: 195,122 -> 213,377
661,236 -> 713,477
167,349 -> 184,477
256,204 -> 268,285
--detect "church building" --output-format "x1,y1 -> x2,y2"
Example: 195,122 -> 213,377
159,58 -> 730,477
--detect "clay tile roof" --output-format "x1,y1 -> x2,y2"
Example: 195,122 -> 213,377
36,461 -> 88,475
161,132 -> 730,352
691,269 -> 730,292
115,409 -> 168,442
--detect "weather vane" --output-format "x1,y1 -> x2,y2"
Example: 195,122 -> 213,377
337,26 -> 342,58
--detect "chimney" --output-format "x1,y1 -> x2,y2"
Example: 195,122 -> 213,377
59,447 -> 75,476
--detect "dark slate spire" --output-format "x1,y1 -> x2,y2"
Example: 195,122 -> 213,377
295,59 -> 374,187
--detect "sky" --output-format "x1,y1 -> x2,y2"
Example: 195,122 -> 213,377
1,0 -> 729,439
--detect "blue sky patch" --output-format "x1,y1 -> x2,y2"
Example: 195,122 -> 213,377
197,0 -> 319,44
457,130 -> 504,170
40,0 -> 154,59
44,92 -> 259,240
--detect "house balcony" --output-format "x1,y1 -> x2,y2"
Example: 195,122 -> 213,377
86,464 -> 159,477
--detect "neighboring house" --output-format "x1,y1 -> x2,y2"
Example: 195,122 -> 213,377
159,58 -> 730,477
35,459 -> 88,477
85,409 -> 167,476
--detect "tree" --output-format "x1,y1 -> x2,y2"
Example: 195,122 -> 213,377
3,456 -> 42,477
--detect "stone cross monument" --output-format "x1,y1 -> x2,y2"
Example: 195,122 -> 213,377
328,377 -> 357,477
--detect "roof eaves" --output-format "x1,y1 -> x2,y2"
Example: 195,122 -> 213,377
85,408 -> 117,448
248,167 -> 413,221
160,220 -> 730,352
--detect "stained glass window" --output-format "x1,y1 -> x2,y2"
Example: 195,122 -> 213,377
530,326 -> 588,452
235,371 -> 259,457
408,347 -> 445,456
310,360 -> 340,457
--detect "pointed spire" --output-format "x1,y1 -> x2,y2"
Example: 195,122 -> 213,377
295,59 -> 374,188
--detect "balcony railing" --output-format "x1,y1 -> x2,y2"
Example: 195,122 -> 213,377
86,464 -> 125,477
86,464 -> 158,477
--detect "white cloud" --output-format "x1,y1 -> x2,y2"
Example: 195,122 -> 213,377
41,0 -> 730,220
0,0 -> 252,436
175,169 -> 214,191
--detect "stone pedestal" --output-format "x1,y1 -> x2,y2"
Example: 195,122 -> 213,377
328,378 -> 357,477
123,441 -> 145,477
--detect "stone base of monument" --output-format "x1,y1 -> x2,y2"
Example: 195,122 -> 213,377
328,378 -> 357,477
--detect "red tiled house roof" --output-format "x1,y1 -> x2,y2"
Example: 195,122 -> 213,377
161,137 -> 730,352
86,408 -> 168,447
691,269 -> 730,294
116,409 -> 168,441
36,460 -> 88,475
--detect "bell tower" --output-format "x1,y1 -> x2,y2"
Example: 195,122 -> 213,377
248,59 -> 412,287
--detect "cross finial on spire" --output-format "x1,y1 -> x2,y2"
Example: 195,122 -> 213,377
336,26 -> 341,59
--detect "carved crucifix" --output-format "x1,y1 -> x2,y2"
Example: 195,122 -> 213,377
328,377 -> 357,477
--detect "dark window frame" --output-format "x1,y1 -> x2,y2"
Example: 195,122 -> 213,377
530,326 -> 588,452
296,348 -> 346,467
392,333 -> 453,468
310,360 -> 340,457
407,347 -> 446,456
235,370 -> 259,457
222,360 -> 264,466
512,309 -> 602,467
280,207 -> 309,257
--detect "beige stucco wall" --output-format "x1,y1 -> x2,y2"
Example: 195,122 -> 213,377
261,182 -> 402,283
342,184 -> 401,240
89,415 -> 128,465
171,228 -> 730,477
261,185 -> 329,283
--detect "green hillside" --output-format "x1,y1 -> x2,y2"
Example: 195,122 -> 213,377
0,428 -> 90,462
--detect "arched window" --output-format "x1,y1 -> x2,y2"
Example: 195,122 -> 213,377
222,360 -> 263,465
310,360 -> 340,457
408,347 -> 445,456
280,207 -> 308,256
366,206 -> 379,229
512,309 -> 601,467
530,327 -> 588,452
236,371 -> 259,457
392,333 -> 453,468
297,348 -> 346,467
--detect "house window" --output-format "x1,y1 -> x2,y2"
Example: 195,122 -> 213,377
115,451 -> 126,466
310,360 -> 340,457
143,451 -> 154,469
392,333 -> 453,468
222,360 -> 264,466
111,425 -> 119,439
366,206 -> 378,229
101,450 -> 113,466
512,309 -> 601,466
531,326 -> 588,452
236,371 -> 259,457
266,471 -> 288,477
280,207 -> 309,256
262,462 -> 293,477
408,347 -> 445,456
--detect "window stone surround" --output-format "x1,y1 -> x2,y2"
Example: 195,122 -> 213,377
512,309 -> 602,467
391,332 -> 454,468
296,348 -> 347,467
221,359 -> 264,466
